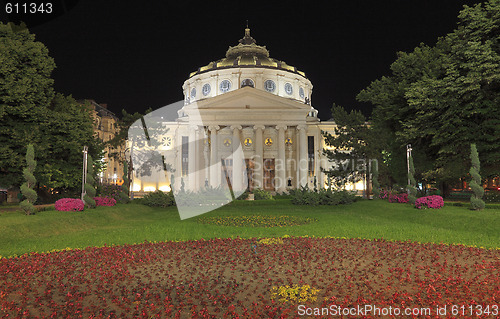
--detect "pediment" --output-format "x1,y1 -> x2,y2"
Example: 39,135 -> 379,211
192,87 -> 311,110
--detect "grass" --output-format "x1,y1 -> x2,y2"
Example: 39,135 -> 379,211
0,199 -> 499,257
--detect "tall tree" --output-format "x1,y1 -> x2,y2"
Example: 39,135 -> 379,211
358,0 -> 500,193
322,104 -> 381,198
19,144 -> 37,215
38,94 -> 104,191
0,22 -> 55,188
0,22 -> 103,194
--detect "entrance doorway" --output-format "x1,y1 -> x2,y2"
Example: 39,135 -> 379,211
263,158 -> 275,191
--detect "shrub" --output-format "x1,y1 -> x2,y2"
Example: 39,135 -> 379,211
379,189 -> 390,199
20,144 -> 37,215
469,144 -> 485,210
55,198 -> 85,211
93,197 -> 117,207
485,190 -> 500,203
415,195 -> 444,209
388,193 -> 408,203
273,192 -> 293,199
290,187 -> 357,206
142,190 -> 175,208
100,184 -> 128,203
252,188 -> 274,200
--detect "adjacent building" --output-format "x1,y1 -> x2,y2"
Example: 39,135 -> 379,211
80,99 -> 125,185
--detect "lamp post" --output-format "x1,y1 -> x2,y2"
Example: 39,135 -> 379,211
81,146 -> 88,201
406,144 -> 412,194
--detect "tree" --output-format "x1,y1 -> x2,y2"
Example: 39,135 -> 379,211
470,144 -> 485,210
372,160 -> 380,199
83,154 -> 96,208
106,108 -> 152,163
358,1 -> 500,193
0,22 -> 103,195
120,160 -> 130,203
19,144 -> 37,215
322,104 -> 381,198
38,95 -> 104,191
0,22 -> 55,188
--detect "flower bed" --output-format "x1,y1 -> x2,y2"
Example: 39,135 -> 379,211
196,215 -> 317,227
415,195 -> 444,209
93,197 -> 117,207
0,237 -> 498,318
54,198 -> 85,211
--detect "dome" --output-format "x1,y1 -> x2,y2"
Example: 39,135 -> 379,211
188,27 -> 307,79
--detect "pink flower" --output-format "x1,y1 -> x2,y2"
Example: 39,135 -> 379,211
93,197 -> 117,207
54,198 -> 85,211
388,193 -> 408,203
415,195 -> 444,209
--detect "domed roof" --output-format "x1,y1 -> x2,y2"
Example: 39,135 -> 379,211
188,27 -> 307,79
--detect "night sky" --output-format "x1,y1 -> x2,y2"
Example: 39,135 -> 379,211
10,0 -> 485,120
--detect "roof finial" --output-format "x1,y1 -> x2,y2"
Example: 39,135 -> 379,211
240,20 -> 256,45
245,20 -> 251,38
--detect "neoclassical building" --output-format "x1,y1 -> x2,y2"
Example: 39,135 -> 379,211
130,28 -> 365,196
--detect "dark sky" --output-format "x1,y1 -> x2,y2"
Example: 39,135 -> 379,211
17,0 -> 485,120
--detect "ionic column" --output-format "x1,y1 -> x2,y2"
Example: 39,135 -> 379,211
297,124 -> 308,187
203,127 -> 210,187
208,125 -> 220,188
174,127 -> 182,191
253,125 -> 265,189
276,125 -> 287,193
231,125 -> 243,192
188,125 -> 198,191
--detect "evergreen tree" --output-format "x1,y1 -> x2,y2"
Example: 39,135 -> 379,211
470,144 -> 485,210
119,160 -> 130,203
407,155 -> 417,204
19,144 -> 37,215
83,154 -> 96,208
372,160 -> 380,199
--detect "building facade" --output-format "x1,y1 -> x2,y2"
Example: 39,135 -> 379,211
81,99 -> 125,185
130,28 -> 366,195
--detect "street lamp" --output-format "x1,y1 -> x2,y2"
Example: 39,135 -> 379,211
406,144 -> 412,194
81,146 -> 88,201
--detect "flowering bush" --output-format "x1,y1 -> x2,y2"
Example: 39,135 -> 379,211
93,197 -> 117,207
415,195 -> 444,209
99,184 -> 127,203
388,192 -> 408,203
54,198 -> 85,211
379,189 -> 390,199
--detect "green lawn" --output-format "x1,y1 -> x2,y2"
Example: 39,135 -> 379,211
0,199 -> 498,257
